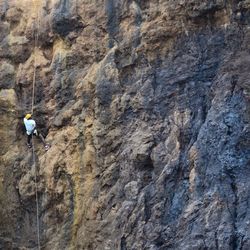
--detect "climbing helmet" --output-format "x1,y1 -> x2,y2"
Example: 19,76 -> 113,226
25,113 -> 32,119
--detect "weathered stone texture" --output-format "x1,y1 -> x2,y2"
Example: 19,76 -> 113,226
0,0 -> 250,249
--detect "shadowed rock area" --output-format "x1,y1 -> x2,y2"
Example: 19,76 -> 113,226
0,0 -> 250,249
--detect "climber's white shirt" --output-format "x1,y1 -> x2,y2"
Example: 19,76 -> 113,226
23,118 -> 36,135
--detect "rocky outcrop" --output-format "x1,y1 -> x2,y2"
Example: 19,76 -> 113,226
0,0 -> 250,249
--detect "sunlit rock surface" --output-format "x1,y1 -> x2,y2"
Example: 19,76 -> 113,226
0,0 -> 250,249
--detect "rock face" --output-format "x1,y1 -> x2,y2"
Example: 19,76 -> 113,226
0,0 -> 250,249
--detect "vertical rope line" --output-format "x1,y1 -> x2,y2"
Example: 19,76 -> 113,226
31,0 -> 40,114
31,1 -> 41,249
32,136 -> 41,250
31,27 -> 38,114
31,55 -> 36,115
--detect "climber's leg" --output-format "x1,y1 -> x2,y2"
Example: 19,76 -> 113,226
27,134 -> 32,148
38,133 -> 46,146
37,130 -> 49,150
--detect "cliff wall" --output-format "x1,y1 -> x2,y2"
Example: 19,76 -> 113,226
0,0 -> 250,249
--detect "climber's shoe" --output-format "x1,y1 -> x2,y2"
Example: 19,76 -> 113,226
44,144 -> 50,151
27,143 -> 32,149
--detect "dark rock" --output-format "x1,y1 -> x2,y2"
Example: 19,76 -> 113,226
0,1 -> 250,250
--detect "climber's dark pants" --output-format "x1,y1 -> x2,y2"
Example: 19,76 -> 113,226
27,130 -> 46,146
27,131 -> 38,144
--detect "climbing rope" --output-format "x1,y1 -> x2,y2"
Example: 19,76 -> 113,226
31,53 -> 36,115
31,1 -> 41,249
31,12 -> 39,114
31,139 -> 41,250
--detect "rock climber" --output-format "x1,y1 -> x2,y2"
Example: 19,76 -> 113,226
23,114 -> 49,150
